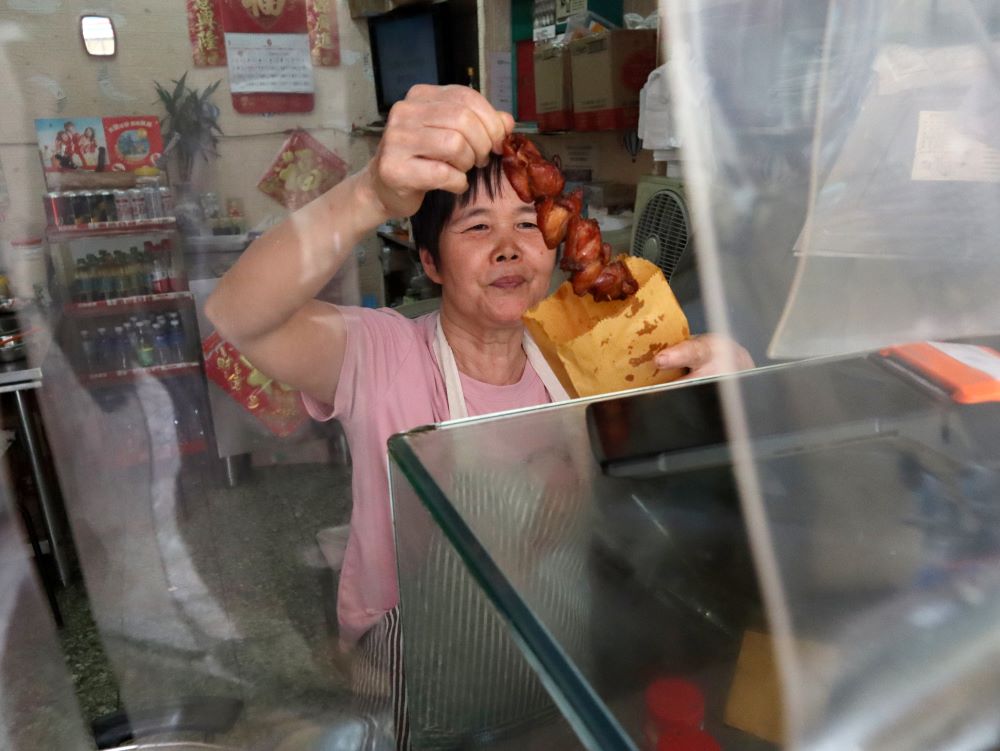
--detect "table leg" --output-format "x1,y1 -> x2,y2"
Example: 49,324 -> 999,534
13,389 -> 70,586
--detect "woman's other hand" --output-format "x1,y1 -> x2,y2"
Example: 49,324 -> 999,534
362,84 -> 515,220
654,334 -> 754,380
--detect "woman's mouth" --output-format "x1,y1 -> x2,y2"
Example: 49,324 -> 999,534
490,275 -> 526,289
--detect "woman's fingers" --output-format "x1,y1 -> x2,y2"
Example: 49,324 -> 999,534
408,84 -> 512,156
654,334 -> 754,378
371,86 -> 514,214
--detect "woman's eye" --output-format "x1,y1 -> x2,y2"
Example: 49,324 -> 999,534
518,222 -> 539,230
463,223 -> 489,233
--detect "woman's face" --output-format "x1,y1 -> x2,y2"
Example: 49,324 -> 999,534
83,128 -> 95,139
422,176 -> 555,329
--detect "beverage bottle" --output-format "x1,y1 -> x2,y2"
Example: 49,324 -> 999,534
113,326 -> 130,370
142,242 -> 156,293
135,321 -> 154,367
89,258 -> 100,302
79,329 -> 95,371
73,259 -> 89,302
150,243 -> 170,294
95,327 -> 109,371
127,247 -> 146,295
153,323 -> 171,365
122,322 -> 135,365
168,318 -> 186,363
113,251 -> 131,297
161,238 -> 180,291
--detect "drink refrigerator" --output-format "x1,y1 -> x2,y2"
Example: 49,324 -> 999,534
44,201 -> 210,464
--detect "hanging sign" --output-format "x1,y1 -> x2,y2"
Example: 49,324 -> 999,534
306,0 -> 340,66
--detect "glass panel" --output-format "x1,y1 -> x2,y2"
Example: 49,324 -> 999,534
390,454 -> 585,750
391,347 -> 1000,751
390,381 -> 779,751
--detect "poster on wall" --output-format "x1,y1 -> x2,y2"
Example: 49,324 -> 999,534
34,117 -> 164,189
219,0 -> 315,114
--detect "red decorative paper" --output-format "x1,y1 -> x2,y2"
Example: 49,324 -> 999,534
202,331 -> 309,438
219,0 -> 315,114
306,0 -> 340,66
187,0 -> 227,66
257,129 -> 347,210
103,117 -> 165,173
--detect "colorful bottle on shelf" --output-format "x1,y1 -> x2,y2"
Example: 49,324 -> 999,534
153,323 -> 171,365
135,321 -> 154,367
73,259 -> 89,302
79,329 -> 94,371
112,326 -> 130,370
168,318 -> 186,363
94,327 -> 109,371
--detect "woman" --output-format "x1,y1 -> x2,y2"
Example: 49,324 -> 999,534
206,84 -> 750,746
79,126 -> 99,168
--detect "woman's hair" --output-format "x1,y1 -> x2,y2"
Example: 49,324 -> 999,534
83,127 -> 95,138
410,153 -> 505,270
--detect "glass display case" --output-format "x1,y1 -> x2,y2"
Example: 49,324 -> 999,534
389,344 -> 1000,751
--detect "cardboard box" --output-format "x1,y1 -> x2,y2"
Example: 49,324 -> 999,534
347,0 -> 423,18
533,42 -> 572,132
569,29 -> 657,130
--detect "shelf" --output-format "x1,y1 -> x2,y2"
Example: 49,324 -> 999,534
46,218 -> 177,240
84,361 -> 202,387
64,291 -> 193,315
351,123 -> 385,136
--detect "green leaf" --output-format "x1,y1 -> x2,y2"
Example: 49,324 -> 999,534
171,73 -> 188,106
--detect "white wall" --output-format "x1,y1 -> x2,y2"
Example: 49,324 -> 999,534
0,0 -> 381,234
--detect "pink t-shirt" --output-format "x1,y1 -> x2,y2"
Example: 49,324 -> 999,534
302,306 -> 552,645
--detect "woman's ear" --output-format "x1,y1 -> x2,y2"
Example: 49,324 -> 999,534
419,247 -> 444,285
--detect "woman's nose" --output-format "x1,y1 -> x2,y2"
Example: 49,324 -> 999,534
493,244 -> 521,263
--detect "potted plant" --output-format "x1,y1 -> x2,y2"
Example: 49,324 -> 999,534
154,73 -> 223,192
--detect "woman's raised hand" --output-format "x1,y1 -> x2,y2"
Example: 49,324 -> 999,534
364,84 -> 515,220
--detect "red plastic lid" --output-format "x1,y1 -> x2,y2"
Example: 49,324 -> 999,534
657,727 -> 722,751
646,677 -> 705,729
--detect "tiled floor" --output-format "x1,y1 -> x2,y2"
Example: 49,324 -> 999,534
56,457 -> 357,748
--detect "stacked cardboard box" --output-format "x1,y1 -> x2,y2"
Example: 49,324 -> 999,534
569,29 -> 656,130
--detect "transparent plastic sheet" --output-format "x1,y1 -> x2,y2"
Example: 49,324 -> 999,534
0,459 -> 91,750
0,5 -> 389,748
666,1 -> 1000,749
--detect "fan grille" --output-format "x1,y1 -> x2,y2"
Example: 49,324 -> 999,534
632,189 -> 690,281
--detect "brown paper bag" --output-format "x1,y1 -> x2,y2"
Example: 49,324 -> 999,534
523,256 -> 690,398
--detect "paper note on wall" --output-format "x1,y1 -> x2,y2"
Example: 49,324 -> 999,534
488,52 -> 513,114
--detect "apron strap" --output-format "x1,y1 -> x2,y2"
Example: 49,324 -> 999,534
432,313 -> 570,422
